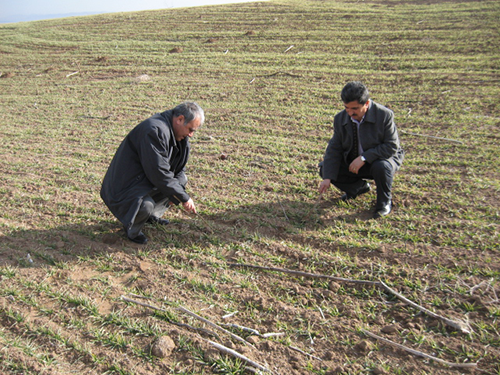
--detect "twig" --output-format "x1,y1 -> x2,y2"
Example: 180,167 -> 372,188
400,130 -> 464,144
318,306 -> 325,320
229,263 -> 472,334
222,311 -> 239,319
228,262 -> 377,286
208,340 -> 272,373
469,280 -> 488,295
379,281 -> 472,334
283,45 -> 294,53
121,296 -> 218,337
221,323 -> 261,336
362,329 -> 478,369
126,293 -> 152,300
261,332 -> 285,338
121,295 -> 164,311
177,306 -> 253,347
259,71 -> 301,78
277,196 -> 290,221
289,345 -> 323,361
66,71 -> 79,77
79,115 -> 111,120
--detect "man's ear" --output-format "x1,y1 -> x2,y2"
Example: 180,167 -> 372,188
176,115 -> 185,124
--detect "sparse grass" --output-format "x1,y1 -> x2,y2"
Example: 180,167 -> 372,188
1,0 -> 499,373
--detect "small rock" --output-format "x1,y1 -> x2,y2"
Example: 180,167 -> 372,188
204,348 -> 219,362
328,281 -> 340,291
150,336 -> 175,358
135,74 -> 151,82
102,234 -> 118,245
381,324 -> 399,334
246,335 -> 260,345
169,47 -> 183,53
373,366 -> 388,375
354,340 -> 371,353
139,261 -> 152,272
323,351 -> 335,361
326,367 -> 343,375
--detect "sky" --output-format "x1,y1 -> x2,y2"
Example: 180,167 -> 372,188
0,0 -> 257,23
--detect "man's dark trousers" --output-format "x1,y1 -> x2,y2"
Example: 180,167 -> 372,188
319,158 -> 399,211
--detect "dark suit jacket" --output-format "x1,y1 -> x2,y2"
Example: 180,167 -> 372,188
100,109 -> 190,229
322,101 -> 403,181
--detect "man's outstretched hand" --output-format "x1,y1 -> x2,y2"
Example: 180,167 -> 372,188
318,179 -> 331,195
182,198 -> 197,214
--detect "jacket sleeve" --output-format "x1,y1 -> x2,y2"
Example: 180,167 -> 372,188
361,107 -> 400,163
321,115 -> 344,181
137,125 -> 190,203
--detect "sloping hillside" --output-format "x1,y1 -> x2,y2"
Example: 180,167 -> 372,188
0,0 -> 499,374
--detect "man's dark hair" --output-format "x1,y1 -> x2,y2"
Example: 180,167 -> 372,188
173,101 -> 205,126
341,81 -> 370,104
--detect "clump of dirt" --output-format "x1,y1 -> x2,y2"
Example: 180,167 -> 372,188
149,335 -> 176,358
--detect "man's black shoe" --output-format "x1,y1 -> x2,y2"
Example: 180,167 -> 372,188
128,232 -> 148,244
147,216 -> 170,226
341,183 -> 370,202
373,202 -> 392,219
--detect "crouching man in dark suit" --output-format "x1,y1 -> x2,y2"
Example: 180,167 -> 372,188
101,101 -> 204,243
318,82 -> 404,219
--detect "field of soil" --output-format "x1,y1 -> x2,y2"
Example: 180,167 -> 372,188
0,0 -> 499,374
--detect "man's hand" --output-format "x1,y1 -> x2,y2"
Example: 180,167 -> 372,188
319,179 -> 331,195
182,198 -> 197,214
349,156 -> 366,174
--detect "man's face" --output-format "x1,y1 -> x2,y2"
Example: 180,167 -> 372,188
344,100 -> 370,122
172,115 -> 201,141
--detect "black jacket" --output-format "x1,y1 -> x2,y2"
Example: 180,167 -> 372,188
322,101 -> 404,181
100,109 -> 190,229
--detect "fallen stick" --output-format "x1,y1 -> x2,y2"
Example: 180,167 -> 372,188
277,196 -> 290,221
289,345 -> 323,361
259,71 -> 301,78
379,281 -> 472,334
121,295 -> 165,311
221,323 -> 261,336
177,306 -> 253,347
362,329 -> 478,369
208,340 -> 272,373
220,323 -> 284,339
229,263 -> 472,334
261,332 -> 285,338
121,296 -> 218,337
400,130 -> 463,144
222,311 -> 239,319
228,262 -> 378,286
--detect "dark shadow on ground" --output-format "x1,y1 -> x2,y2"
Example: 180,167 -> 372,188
0,196 -> 386,268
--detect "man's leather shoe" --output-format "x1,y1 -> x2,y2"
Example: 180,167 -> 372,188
147,216 -> 170,225
341,183 -> 370,201
373,202 -> 392,219
128,232 -> 148,244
